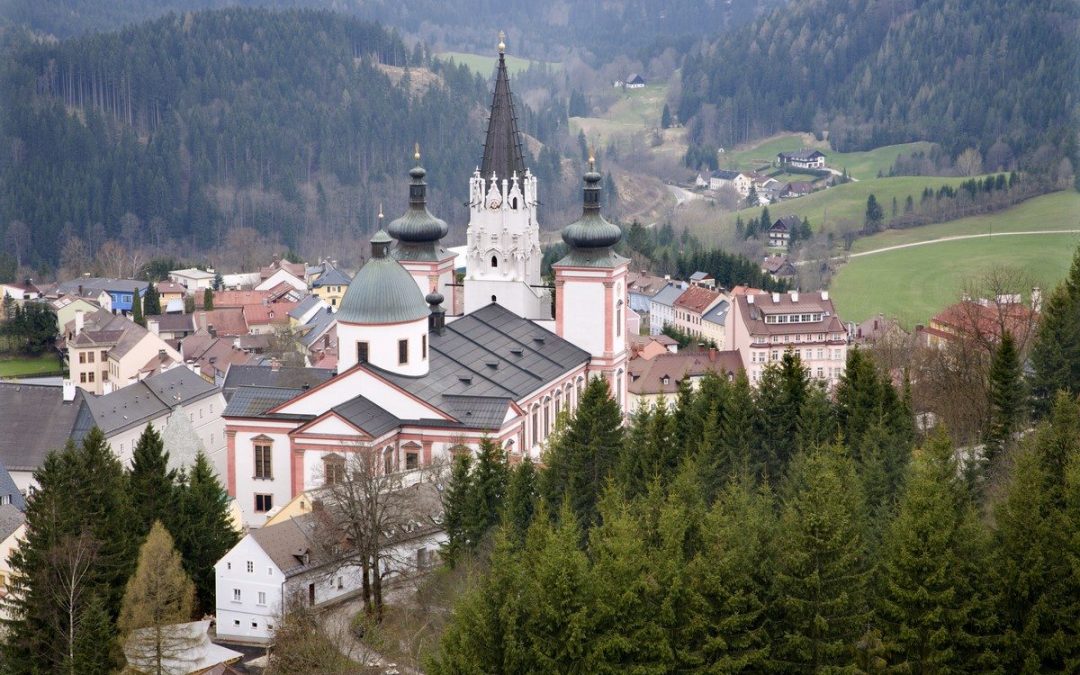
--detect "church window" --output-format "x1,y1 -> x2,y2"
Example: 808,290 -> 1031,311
406,451 -> 419,470
323,455 -> 345,485
422,335 -> 427,359
554,392 -> 562,417
491,255 -> 498,268
543,397 -> 552,436
357,341 -> 369,364
254,494 -> 272,513
254,443 -> 272,479
531,405 -> 539,446
384,447 -> 395,474
616,301 -> 623,338
398,339 -> 408,365
491,295 -> 497,303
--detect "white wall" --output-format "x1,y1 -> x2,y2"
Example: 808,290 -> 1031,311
232,429 -> 294,527
215,536 -> 285,642
337,318 -> 430,376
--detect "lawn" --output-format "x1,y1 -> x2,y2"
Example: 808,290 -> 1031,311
830,232 -> 1080,328
689,175 -> 980,244
719,133 -> 935,180
570,84 -> 669,149
0,353 -> 64,378
435,50 -> 559,76
849,191 -> 1080,253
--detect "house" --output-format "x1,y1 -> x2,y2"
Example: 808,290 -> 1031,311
298,306 -> 337,361
853,313 -> 908,346
767,215 -> 802,248
701,299 -> 731,348
627,272 -> 670,314
220,272 -> 261,290
244,302 -> 298,335
179,331 -> 258,385
708,170 -> 752,196
762,255 -> 798,280
0,382 -> 87,494
0,461 -> 25,511
155,281 -> 188,307
0,504 -> 26,617
781,181 -> 815,198
627,349 -> 743,410
777,149 -> 826,169
748,172 -> 780,192
628,333 -> 679,361
288,295 -> 329,327
689,271 -> 716,290
728,290 -> 849,387
649,281 -> 688,336
124,620 -> 243,674
917,296 -> 1037,351
672,286 -> 724,340
0,281 -> 41,302
214,481 -> 445,643
64,308 -> 182,395
625,73 -> 646,89
49,296 -> 100,332
192,309 -> 249,338
80,366 -> 227,475
311,263 -> 352,308
169,268 -> 216,294
55,278 -> 148,315
255,259 -> 307,293
146,313 -> 197,341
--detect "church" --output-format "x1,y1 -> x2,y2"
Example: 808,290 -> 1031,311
223,41 -> 629,527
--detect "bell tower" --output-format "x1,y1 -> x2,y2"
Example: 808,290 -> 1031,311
464,34 -> 549,320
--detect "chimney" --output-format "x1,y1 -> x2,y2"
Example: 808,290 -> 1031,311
62,379 -> 76,402
790,290 -> 799,302
1031,286 -> 1043,313
664,275 -> 671,281
821,290 -> 829,301
208,324 -> 217,338
771,292 -> 780,303
271,359 -> 280,372
147,318 -> 159,335
74,310 -> 85,336
158,349 -> 166,360
747,294 -> 755,304
77,284 -> 83,296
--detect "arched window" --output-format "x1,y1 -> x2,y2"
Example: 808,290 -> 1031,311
491,255 -> 498,268
491,295 -> 497,303
511,197 -> 518,209
554,390 -> 562,418
531,404 -> 539,446
383,446 -> 395,475
543,396 -> 552,437
616,300 -> 623,338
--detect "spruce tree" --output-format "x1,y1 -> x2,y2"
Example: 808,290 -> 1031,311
984,330 -> 1024,469
464,437 -> 508,545
131,288 -> 145,326
172,451 -> 240,615
202,287 -> 214,310
770,444 -> 871,671
661,103 -> 672,129
502,457 -> 538,548
71,594 -> 117,675
720,370 -> 757,478
143,284 -> 161,316
754,353 -> 808,480
876,430 -> 996,671
440,453 -> 473,565
1029,263 -> 1080,416
129,424 -> 177,537
119,521 -> 198,673
542,376 -> 624,526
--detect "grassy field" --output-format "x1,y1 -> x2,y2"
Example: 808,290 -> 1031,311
690,174 -> 980,243
0,353 -> 64,378
720,133 -> 936,180
848,191 -> 1080,253
435,51 -> 559,76
570,84 -> 668,149
830,231 -> 1080,328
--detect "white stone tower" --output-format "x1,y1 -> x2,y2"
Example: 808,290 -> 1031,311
463,35 -> 549,320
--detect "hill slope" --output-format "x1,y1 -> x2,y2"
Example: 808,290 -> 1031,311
679,0 -> 1079,171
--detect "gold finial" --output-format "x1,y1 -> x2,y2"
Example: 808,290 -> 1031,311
413,142 -> 421,163
498,31 -> 506,54
588,147 -> 596,171
378,202 -> 384,220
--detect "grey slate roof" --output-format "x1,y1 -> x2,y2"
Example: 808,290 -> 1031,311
288,295 -> 323,320
650,282 -> 688,309
312,265 -> 351,288
57,278 -> 148,296
0,459 -> 26,511
0,504 -> 25,541
83,367 -> 218,436
0,383 -> 87,472
702,300 -> 731,326
223,386 -> 307,418
222,365 -> 336,401
712,169 -> 742,181
332,395 -> 401,438
300,308 -> 337,349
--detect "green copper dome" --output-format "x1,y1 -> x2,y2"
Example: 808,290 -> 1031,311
338,230 -> 431,325
557,169 -> 626,268
387,160 -> 449,264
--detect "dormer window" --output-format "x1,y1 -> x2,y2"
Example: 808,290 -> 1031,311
661,375 -> 670,385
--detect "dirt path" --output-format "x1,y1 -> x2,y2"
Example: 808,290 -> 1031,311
844,229 -> 1080,259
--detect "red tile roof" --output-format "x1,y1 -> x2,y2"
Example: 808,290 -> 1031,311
243,302 -> 298,326
673,286 -> 721,313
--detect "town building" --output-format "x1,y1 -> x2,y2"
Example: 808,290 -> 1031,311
55,278 -> 148,315
701,298 -> 731,348
762,255 -> 797,280
767,215 -> 802,248
310,263 -> 351,308
49,296 -> 100,332
627,272 -> 669,315
64,308 -> 182,395
627,349 -> 742,410
728,290 -> 849,387
0,504 -> 26,619
155,281 -> 188,307
169,268 -> 216,294
672,285 -> 724,340
649,281 -> 688,336
0,382 -> 87,494
288,296 -> 329,327
777,149 -> 826,169
917,295 -> 1037,350
223,44 -> 630,528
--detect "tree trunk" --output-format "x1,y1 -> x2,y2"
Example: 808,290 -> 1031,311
371,552 -> 384,621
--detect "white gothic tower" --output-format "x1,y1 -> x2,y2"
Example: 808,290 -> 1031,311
463,39 -> 549,320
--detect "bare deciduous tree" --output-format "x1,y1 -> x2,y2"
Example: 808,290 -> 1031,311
5,220 -> 31,269
46,534 -> 98,672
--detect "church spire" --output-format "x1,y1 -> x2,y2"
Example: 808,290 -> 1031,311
480,32 -> 526,185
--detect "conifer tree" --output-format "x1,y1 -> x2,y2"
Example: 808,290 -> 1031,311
503,457 -> 538,548
143,284 -> 161,316
129,424 -> 177,537
984,330 -> 1024,468
1028,250 -> 1080,416
543,376 -> 624,527
720,370 -> 757,477
770,445 -> 871,671
618,393 -> 677,498
754,353 -> 808,480
119,521 -> 198,674
172,451 -> 240,615
687,475 -> 774,671
440,453 -> 474,565
131,288 -> 145,326
876,430 -> 996,671
71,594 -> 116,675
661,103 -> 672,129
464,437 -> 508,545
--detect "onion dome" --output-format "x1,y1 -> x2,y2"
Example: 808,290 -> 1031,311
425,291 -> 444,307
555,160 -> 628,268
387,146 -> 449,246
337,230 -> 430,325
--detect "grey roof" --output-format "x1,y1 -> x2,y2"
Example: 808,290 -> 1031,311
83,367 -> 218,436
222,365 -> 335,401
300,308 -> 337,349
249,513 -> 319,576
332,395 -> 401,437
57,278 -> 148,295
374,304 -> 589,426
779,149 -> 825,160
0,384 -> 87,472
0,459 -> 26,511
0,504 -> 25,541
148,313 -> 195,333
650,283 -> 688,309
480,50 -> 526,184
439,395 -> 512,429
712,169 -> 742,181
288,295 -> 323,321
690,271 -> 712,281
337,234 -> 430,325
223,386 -> 308,418
702,299 -> 731,326
312,265 -> 351,288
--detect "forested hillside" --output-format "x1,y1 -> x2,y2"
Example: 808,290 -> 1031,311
0,10 -> 501,270
680,0 -> 1080,174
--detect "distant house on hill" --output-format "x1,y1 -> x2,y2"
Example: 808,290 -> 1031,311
767,215 -> 802,248
625,73 -> 646,88
782,181 -> 815,199
777,149 -> 826,169
708,170 -> 752,196
762,255 -> 797,280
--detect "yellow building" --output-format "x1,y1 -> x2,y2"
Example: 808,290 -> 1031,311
310,263 -> 351,308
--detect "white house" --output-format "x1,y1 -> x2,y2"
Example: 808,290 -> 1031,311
777,149 -> 826,169
648,281 -> 688,336
169,268 -> 216,294
0,505 -> 26,620
254,268 -> 306,293
214,481 -> 445,644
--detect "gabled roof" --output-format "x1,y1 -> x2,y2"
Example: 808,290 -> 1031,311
192,308 -> 248,337
332,395 -> 401,438
702,300 -> 731,326
147,313 -> 195,333
222,365 -> 336,401
650,282 -> 688,309
0,504 -> 25,542
711,169 -> 743,181
628,350 -> 743,395
778,149 -> 826,160
223,386 -> 309,418
170,268 -> 215,281
673,286 -> 721,313
244,302 -> 297,326
83,367 -> 218,436
0,384 -> 86,472
0,459 -> 26,511
735,291 -> 847,337
312,265 -> 351,287
480,50 -> 526,183
628,273 -> 669,298
627,73 -> 646,84
289,295 -> 325,320
300,308 -> 337,349
770,215 -> 802,232
56,278 -> 148,296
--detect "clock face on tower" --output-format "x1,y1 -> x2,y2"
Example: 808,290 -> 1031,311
488,196 -> 502,209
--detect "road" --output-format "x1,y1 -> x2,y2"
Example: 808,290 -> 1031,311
666,183 -> 701,206
842,229 -> 1080,259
